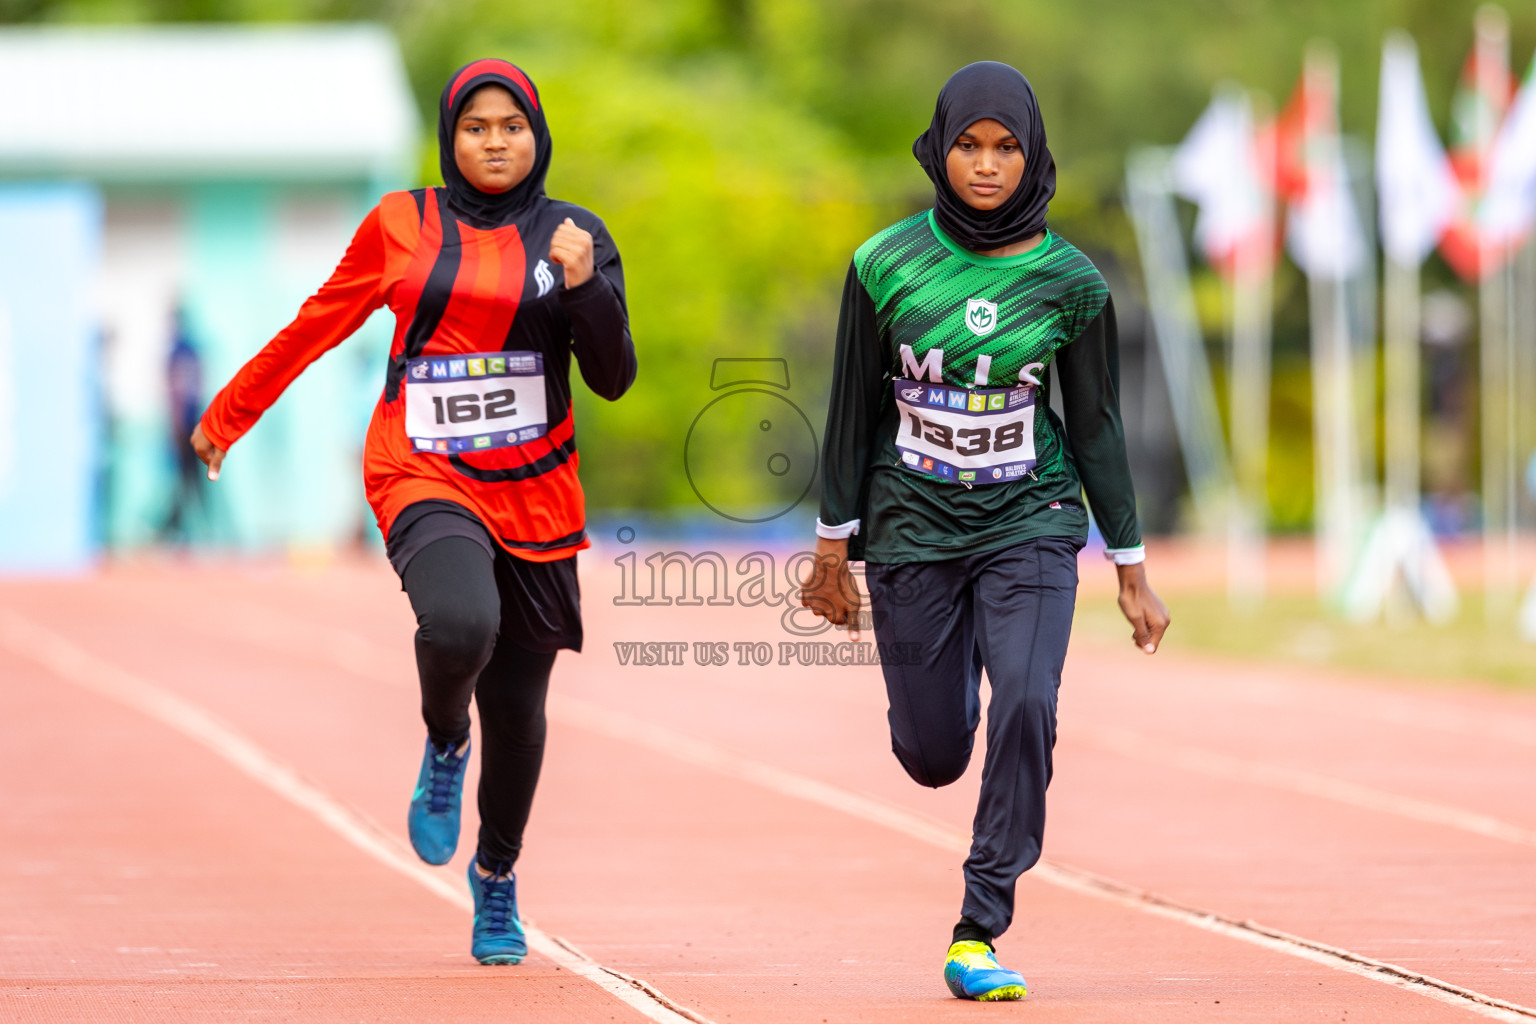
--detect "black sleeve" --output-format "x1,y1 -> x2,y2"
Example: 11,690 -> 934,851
559,221 -> 637,401
1052,295 -> 1143,553
816,262 -> 886,546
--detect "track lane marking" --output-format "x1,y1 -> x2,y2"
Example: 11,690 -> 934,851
57,592 -> 1536,1018
544,693 -> 1536,1023
0,609 -> 715,1024
150,594 -> 1536,854
1079,725 -> 1536,848
189,591 -> 1536,853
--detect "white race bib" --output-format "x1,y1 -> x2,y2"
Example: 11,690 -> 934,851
404,351 -> 547,455
893,380 -> 1037,485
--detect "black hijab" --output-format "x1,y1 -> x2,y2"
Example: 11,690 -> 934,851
912,61 -> 1056,253
438,58 -> 551,228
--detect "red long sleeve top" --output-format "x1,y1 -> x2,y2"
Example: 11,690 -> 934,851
200,187 -> 637,561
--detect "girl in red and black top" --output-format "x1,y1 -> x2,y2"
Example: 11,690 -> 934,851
192,59 -> 636,965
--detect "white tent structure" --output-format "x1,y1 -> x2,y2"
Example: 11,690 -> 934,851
0,25 -> 417,181
0,26 -> 420,555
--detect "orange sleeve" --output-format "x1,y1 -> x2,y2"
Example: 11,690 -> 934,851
199,204 -> 389,451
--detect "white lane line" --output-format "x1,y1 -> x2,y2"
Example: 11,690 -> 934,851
545,693 -> 1536,1024
1081,725 -> 1536,848
0,609 -> 715,1024
67,592 -> 1536,1019
1208,676 -> 1536,749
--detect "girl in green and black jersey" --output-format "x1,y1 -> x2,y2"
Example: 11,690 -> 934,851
800,61 -> 1170,1001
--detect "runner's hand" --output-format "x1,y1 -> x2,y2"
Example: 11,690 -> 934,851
549,217 -> 594,289
799,537 -> 863,640
1116,562 -> 1169,654
190,423 -> 226,482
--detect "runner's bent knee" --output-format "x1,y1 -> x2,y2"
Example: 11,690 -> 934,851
894,740 -> 971,788
420,603 -> 499,674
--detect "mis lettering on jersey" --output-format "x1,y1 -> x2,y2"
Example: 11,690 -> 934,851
898,344 -> 944,383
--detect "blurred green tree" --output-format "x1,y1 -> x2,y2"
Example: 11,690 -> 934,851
8,0 -> 1533,525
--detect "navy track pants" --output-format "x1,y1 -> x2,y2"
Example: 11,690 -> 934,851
864,535 -> 1082,939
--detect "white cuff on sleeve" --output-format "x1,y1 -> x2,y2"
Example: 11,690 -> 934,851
815,518 -> 861,540
1103,545 -> 1146,566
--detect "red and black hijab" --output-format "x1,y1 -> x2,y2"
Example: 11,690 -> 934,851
438,58 -> 550,228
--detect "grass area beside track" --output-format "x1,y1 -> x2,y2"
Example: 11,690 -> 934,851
1073,590 -> 1536,689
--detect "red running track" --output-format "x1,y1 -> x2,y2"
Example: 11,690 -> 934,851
1,549 -> 1533,1023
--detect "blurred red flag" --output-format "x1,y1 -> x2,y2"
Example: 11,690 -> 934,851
1440,37 -> 1519,279
1264,59 -> 1366,281
1266,78 -> 1316,204
1171,91 -> 1273,280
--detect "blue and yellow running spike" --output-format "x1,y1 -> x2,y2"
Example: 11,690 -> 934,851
944,940 -> 1028,1001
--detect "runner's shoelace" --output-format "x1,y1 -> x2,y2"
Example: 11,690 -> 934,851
427,747 -> 466,813
480,874 -> 516,933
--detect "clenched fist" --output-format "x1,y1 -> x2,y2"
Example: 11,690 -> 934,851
549,217 -> 594,289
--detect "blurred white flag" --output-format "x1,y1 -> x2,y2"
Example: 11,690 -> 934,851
1376,33 -> 1460,266
1287,151 -> 1367,280
1481,54 -> 1536,246
1280,60 -> 1367,281
1172,91 -> 1266,273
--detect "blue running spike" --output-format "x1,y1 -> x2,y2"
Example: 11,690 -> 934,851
407,736 -> 468,865
467,858 -> 526,965
944,940 -> 1027,1001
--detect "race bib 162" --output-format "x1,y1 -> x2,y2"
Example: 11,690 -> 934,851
404,351 -> 548,455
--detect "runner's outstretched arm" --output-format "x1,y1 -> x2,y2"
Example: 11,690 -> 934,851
191,206 -> 391,479
1054,295 -> 1170,653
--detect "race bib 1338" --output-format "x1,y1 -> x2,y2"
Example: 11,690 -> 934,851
892,380 -> 1037,485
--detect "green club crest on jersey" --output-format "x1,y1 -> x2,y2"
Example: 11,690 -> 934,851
965,298 -> 997,337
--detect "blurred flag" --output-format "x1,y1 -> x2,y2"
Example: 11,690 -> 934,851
1439,23 -> 1517,279
1376,33 -> 1460,266
1481,54 -> 1536,247
1171,91 -> 1270,279
1273,63 -> 1366,281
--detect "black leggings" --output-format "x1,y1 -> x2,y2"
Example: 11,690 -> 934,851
402,536 -> 557,867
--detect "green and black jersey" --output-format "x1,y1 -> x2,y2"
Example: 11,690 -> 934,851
817,210 -> 1143,564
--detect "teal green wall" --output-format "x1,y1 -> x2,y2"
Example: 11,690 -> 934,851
107,180 -> 393,553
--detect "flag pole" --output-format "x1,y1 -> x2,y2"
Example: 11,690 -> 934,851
1227,92 -> 1275,610
1302,43 -> 1361,601
1520,233 -> 1536,639
1124,148 -> 1235,537
1373,249 -> 1459,622
1474,4 -> 1516,622
1344,31 -> 1458,623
